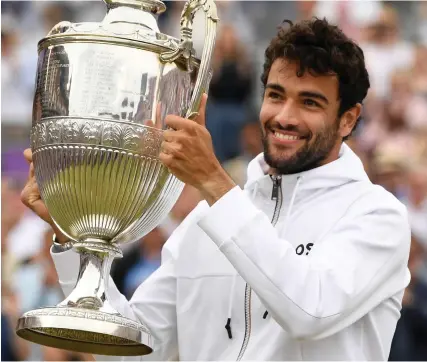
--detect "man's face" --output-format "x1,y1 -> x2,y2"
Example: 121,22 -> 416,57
260,59 -> 346,174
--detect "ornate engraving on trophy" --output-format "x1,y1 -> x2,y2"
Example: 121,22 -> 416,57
80,122 -> 101,145
46,119 -> 63,144
120,126 -> 140,149
102,123 -> 123,148
69,46 -> 119,116
24,308 -> 150,333
32,118 -> 163,156
62,121 -> 81,144
90,50 -> 116,112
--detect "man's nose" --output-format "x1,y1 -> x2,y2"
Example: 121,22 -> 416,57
273,99 -> 299,126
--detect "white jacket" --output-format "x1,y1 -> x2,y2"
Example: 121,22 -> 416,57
52,143 -> 411,361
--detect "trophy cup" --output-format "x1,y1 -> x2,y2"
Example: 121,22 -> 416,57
16,0 -> 218,356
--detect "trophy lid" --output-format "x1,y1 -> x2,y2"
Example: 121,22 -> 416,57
103,0 -> 166,14
37,0 -> 196,69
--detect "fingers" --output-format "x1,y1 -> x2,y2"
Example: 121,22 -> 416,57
21,150 -> 38,210
23,148 -> 33,164
161,139 -> 183,158
20,166 -> 53,226
145,96 -> 207,131
28,162 -> 35,179
163,129 -> 187,142
165,115 -> 193,131
159,151 -> 174,167
24,148 -> 35,179
21,169 -> 39,207
164,93 -> 208,130
194,93 -> 208,127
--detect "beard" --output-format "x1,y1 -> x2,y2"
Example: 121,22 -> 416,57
262,120 -> 340,175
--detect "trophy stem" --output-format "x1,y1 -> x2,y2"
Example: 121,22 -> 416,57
60,239 -> 122,312
16,239 -> 154,356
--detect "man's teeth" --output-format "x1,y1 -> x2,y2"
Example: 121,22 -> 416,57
274,132 -> 299,141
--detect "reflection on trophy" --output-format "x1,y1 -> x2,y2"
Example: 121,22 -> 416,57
16,0 -> 218,356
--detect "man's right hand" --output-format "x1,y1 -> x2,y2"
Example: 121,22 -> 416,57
21,148 -> 69,244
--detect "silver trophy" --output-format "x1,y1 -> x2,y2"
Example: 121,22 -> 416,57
16,0 -> 218,356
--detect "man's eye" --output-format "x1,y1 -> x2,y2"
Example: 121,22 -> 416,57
268,92 -> 281,99
303,99 -> 320,107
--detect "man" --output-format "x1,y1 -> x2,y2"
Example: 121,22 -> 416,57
22,18 -> 410,360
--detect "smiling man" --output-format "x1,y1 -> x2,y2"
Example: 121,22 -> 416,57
261,61 -> 351,174
22,18 -> 411,361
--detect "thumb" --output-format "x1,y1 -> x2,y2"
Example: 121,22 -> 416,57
193,93 -> 208,127
23,148 -> 33,164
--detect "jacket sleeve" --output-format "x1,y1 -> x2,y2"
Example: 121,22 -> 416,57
197,186 -> 411,340
51,237 -> 180,361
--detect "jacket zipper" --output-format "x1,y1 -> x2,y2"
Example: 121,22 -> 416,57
236,175 -> 282,361
270,175 -> 283,224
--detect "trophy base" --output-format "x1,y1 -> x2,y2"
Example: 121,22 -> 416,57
16,306 -> 153,356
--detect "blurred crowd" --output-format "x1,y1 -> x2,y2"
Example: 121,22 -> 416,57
2,1 -> 427,360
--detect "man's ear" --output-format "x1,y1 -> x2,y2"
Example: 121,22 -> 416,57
339,104 -> 362,138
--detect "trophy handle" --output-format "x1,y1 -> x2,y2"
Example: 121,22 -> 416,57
160,0 -> 219,120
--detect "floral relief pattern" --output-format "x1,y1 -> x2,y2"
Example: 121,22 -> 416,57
31,118 -> 163,158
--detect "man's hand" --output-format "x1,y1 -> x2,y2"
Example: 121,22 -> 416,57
160,94 -> 236,206
21,149 -> 68,243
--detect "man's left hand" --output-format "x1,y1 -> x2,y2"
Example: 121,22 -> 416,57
159,94 -> 236,206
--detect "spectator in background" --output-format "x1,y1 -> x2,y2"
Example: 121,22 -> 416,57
296,1 -> 316,21
416,2 -> 427,45
1,151 -> 69,361
1,13 -> 31,124
411,44 -> 427,95
2,149 -> 51,267
371,144 -> 409,201
1,180 -> 29,362
403,167 -> 427,283
359,70 -> 416,157
1,178 -> 24,318
222,118 -> 263,188
389,234 -> 427,361
2,285 -> 30,361
404,44 -> 427,147
307,0 -> 382,42
360,4 -> 415,100
206,24 -> 254,163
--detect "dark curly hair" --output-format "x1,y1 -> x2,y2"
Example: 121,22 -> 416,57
261,18 -> 370,140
